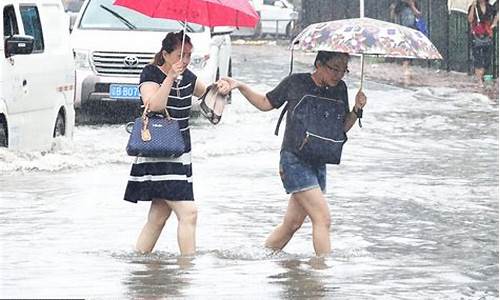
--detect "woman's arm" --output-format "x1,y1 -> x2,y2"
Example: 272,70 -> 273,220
403,0 -> 421,16
492,12 -> 499,28
141,61 -> 185,112
468,1 -> 477,24
140,76 -> 175,112
193,79 -> 207,98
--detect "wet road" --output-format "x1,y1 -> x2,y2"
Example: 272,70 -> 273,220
0,43 -> 498,299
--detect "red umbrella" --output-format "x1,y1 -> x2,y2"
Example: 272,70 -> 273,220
113,0 -> 259,28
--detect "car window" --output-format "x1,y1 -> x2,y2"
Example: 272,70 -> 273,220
19,5 -> 44,52
3,5 -> 19,38
79,0 -> 204,32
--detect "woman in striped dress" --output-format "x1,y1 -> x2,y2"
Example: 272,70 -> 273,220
124,31 -> 230,255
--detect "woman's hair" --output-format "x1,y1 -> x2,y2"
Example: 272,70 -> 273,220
314,51 -> 349,68
153,31 -> 192,65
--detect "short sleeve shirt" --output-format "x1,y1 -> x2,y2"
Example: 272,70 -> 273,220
266,73 -> 350,153
139,64 -> 197,151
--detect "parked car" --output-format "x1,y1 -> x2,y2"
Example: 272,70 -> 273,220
233,0 -> 298,38
70,0 -> 232,119
0,0 -> 75,150
63,0 -> 84,32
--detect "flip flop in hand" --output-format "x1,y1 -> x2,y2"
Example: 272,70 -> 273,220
199,84 -> 227,125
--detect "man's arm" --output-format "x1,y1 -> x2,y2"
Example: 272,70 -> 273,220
344,110 -> 359,132
236,82 -> 274,111
344,90 -> 367,132
219,77 -> 274,111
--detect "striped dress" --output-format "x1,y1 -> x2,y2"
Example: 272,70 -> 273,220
124,64 -> 196,202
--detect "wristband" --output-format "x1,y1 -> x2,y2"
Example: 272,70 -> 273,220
353,106 -> 363,128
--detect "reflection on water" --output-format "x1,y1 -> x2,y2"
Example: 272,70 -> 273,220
120,253 -> 194,299
270,258 -> 336,299
0,44 -> 498,299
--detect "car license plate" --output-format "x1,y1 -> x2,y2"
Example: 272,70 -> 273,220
109,84 -> 140,100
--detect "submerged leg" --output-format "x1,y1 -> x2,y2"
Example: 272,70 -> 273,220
293,188 -> 331,256
136,199 -> 172,253
265,194 -> 307,252
167,200 -> 198,256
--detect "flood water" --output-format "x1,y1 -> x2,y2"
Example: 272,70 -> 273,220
0,44 -> 498,299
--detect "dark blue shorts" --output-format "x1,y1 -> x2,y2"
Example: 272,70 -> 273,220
279,151 -> 326,194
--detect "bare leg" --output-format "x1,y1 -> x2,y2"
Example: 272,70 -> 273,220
265,195 -> 307,251
475,67 -> 485,86
403,60 -> 411,86
167,200 -> 197,256
293,188 -> 331,256
136,199 -> 172,253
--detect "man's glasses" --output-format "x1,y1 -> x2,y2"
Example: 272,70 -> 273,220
324,63 -> 349,75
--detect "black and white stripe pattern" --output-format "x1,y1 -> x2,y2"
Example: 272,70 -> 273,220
124,65 -> 197,202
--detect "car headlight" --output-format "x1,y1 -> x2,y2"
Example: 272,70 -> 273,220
73,49 -> 90,69
190,54 -> 208,70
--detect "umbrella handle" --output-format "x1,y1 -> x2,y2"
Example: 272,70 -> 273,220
360,54 -> 365,91
180,21 -> 187,62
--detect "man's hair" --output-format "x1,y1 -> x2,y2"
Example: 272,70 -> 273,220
314,51 -> 349,68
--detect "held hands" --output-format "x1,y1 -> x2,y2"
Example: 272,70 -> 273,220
215,78 -> 232,95
217,77 -> 241,95
355,90 -> 367,110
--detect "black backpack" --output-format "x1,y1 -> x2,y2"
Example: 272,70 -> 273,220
275,94 -> 347,165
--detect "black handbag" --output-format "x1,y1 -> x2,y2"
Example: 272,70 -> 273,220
126,107 -> 185,157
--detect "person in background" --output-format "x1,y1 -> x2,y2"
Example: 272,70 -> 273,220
390,0 -> 422,85
467,0 -> 498,87
124,31 -> 230,255
221,51 -> 367,257
390,0 -> 421,29
207,26 -> 233,83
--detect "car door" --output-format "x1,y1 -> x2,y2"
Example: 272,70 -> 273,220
2,3 -> 51,148
2,3 -> 26,116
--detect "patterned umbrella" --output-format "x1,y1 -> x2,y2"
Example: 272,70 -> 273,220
292,17 -> 442,89
293,18 -> 442,59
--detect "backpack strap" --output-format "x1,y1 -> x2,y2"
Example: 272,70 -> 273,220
274,103 -> 289,136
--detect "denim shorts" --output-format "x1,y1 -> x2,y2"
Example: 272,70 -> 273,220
279,151 -> 326,194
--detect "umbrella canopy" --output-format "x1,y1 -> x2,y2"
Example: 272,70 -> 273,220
113,0 -> 260,28
292,18 -> 442,60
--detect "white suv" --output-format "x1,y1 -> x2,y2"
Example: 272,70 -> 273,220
233,0 -> 298,37
70,0 -> 231,116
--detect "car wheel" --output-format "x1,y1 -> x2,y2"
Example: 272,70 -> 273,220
53,112 -> 66,137
0,116 -> 8,147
